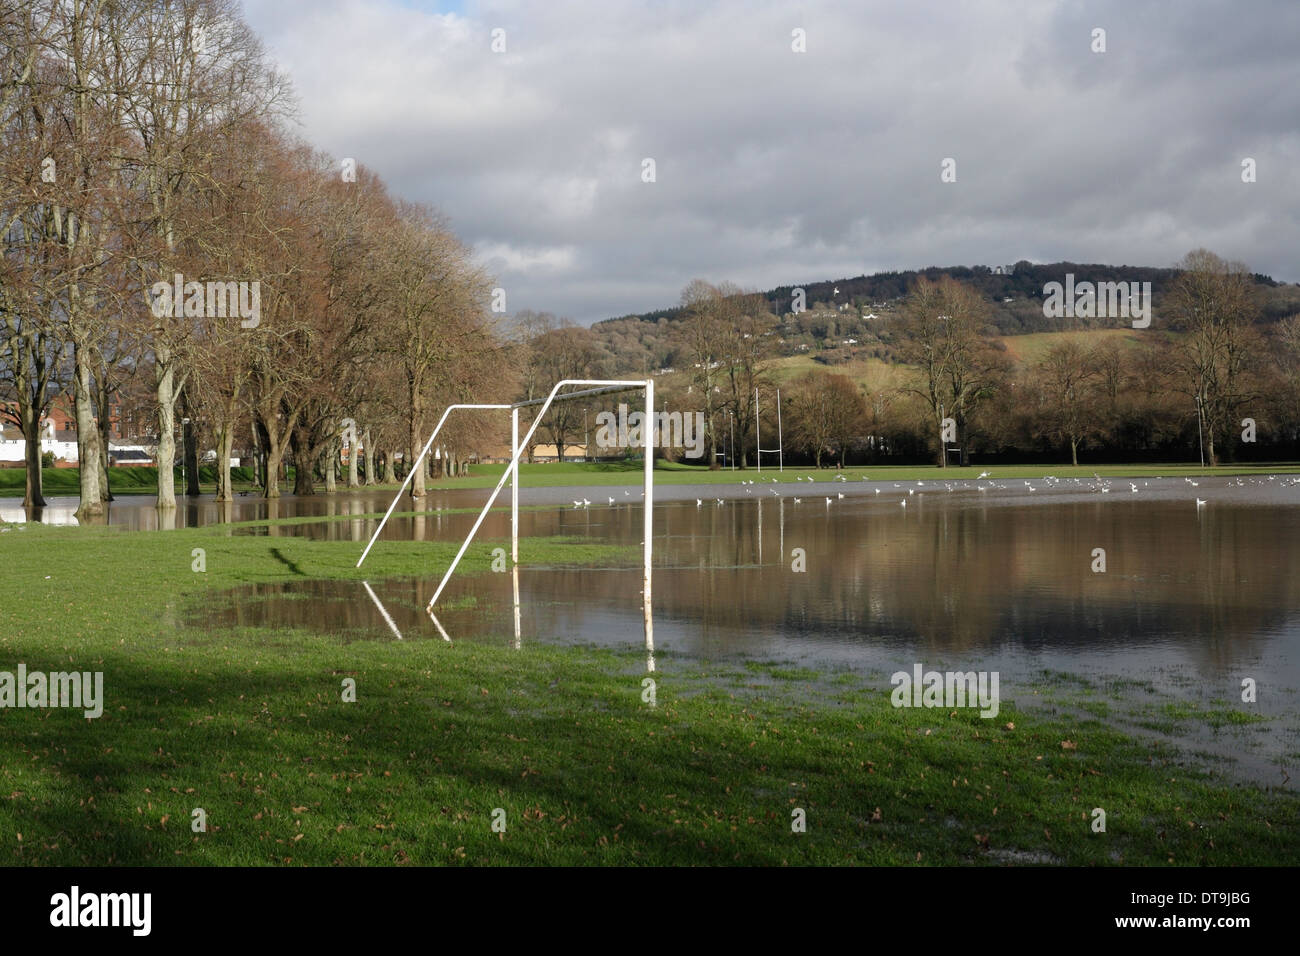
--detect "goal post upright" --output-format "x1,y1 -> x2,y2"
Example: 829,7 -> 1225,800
642,377 -> 655,664
511,407 -> 520,566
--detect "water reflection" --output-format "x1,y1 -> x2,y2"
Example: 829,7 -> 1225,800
187,493 -> 1300,683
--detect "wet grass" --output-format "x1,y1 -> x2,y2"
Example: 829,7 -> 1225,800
0,520 -> 1296,865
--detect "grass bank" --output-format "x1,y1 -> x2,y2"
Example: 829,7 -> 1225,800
0,519 -> 1294,865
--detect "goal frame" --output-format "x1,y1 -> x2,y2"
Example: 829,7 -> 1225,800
358,379 -> 656,658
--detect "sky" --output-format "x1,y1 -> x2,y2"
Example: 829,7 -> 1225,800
239,0 -> 1300,324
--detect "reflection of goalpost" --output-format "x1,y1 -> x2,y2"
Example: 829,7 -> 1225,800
357,380 -> 656,656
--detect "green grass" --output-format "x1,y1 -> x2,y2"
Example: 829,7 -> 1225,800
0,519 -> 1295,865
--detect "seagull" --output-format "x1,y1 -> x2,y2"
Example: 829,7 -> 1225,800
1196,498 -> 1207,508
908,488 -> 915,495
837,492 -> 845,499
572,500 -> 582,508
696,498 -> 703,507
900,499 -> 907,508
1130,483 -> 1138,493
793,497 -> 802,504
825,497 -> 833,506
715,498 -> 724,506
608,497 -> 615,505
583,498 -> 590,507
977,471 -> 990,479
874,488 -> 880,495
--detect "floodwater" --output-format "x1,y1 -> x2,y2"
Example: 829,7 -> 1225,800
10,473 -> 1300,780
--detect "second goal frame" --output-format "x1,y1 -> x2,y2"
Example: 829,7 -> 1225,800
358,379 -> 656,658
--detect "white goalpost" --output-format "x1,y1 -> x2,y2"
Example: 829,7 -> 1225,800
358,379 -> 656,659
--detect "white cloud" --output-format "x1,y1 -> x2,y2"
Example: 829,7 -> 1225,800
242,0 -> 1300,322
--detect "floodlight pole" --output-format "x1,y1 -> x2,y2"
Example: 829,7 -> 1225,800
756,388 -> 761,473
776,387 -> 784,472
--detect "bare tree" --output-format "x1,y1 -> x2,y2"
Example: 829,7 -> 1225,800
1164,249 -> 1261,465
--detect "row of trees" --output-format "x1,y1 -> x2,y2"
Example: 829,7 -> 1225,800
1,0 -> 505,516
772,251 -> 1300,468
514,250 -> 1297,470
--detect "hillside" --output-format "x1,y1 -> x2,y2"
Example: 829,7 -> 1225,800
588,261 -> 1300,378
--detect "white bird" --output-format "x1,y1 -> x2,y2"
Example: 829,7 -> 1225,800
715,498 -> 724,506
900,499 -> 907,508
874,488 -> 881,494
696,499 -> 703,507
806,476 -> 814,482
608,497 -> 615,505
908,488 -> 915,496
624,490 -> 631,496
837,492 -> 845,499
977,471 -> 990,479
793,497 -> 802,504
1130,483 -> 1138,492
572,500 -> 582,508
1196,498 -> 1207,508
583,498 -> 590,507
825,497 -> 832,506
835,474 -> 846,482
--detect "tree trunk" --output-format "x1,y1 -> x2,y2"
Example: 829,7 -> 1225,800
347,431 -> 360,488
183,419 -> 200,496
409,392 -> 426,498
363,428 -> 376,485
383,451 -> 397,484
214,419 -> 235,502
155,348 -> 178,510
20,402 -> 45,509
293,433 -> 316,496
1070,438 -> 1079,467
323,439 -> 338,493
263,442 -> 284,498
95,361 -> 114,502
71,339 -> 104,520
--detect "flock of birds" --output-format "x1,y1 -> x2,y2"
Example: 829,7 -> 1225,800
566,472 -> 1300,510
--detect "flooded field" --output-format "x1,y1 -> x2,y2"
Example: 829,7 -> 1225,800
9,473 -> 1300,781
